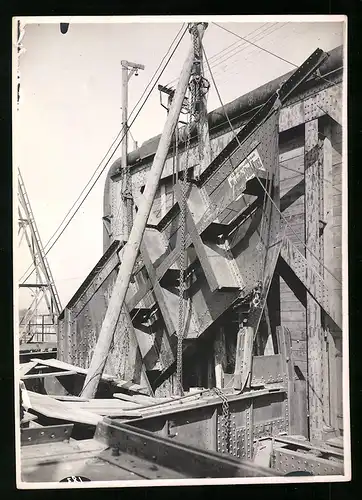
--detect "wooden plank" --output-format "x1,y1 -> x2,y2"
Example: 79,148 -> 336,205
19,361 -> 39,378
30,357 -> 115,381
114,380 -> 150,395
233,327 -> 253,390
22,370 -> 77,380
26,391 -> 103,426
31,357 -> 148,394
113,392 -> 169,406
50,395 -> 89,402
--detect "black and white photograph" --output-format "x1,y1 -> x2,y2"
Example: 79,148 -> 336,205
13,15 -> 349,488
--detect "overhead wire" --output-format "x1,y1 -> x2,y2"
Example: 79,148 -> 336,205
212,22 -> 337,89
210,23 -> 290,80
202,46 -> 342,286
20,23 -> 188,284
165,22 -> 284,89
212,22 -> 298,69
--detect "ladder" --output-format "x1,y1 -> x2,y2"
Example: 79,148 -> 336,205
18,168 -> 62,342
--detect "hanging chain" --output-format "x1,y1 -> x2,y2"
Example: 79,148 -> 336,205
176,104 -> 192,395
213,387 -> 239,456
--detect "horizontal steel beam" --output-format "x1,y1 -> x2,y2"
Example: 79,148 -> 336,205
21,424 -> 74,446
95,419 -> 280,478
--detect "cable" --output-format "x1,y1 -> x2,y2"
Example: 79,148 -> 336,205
209,23 -> 290,79
212,22 -> 298,69
165,22 -> 282,89
213,22 -> 337,89
20,24 -> 188,284
202,46 -> 342,286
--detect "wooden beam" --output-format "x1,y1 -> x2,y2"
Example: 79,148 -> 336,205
214,328 -> 226,388
320,119 -> 342,435
305,119 -> 323,441
22,370 -> 77,380
233,326 -> 253,391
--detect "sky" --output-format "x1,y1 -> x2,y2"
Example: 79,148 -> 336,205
14,16 -> 345,311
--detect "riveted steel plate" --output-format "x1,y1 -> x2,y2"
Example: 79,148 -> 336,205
251,355 -> 286,386
272,446 -> 344,476
21,424 -> 74,446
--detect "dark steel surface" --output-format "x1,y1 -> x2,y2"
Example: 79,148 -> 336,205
96,419 -> 279,478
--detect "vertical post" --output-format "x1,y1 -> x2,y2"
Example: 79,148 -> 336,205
263,305 -> 275,355
277,326 -> 308,437
305,119 -> 323,441
121,62 -> 129,240
321,120 -> 342,439
214,327 -> 226,388
321,120 -> 332,432
82,23 -> 208,399
233,325 -> 253,391
121,60 -> 145,240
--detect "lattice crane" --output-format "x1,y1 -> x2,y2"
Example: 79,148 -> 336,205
18,168 -> 62,343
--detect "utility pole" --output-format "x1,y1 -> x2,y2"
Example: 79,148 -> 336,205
121,60 -> 145,241
82,23 -> 208,399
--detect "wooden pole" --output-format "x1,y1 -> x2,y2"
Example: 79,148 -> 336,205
121,60 -> 145,240
121,62 -> 129,240
82,23 -> 207,399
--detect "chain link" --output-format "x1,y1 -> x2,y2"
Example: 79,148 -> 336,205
213,387 -> 238,456
176,106 -> 192,395
175,26 -> 204,395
